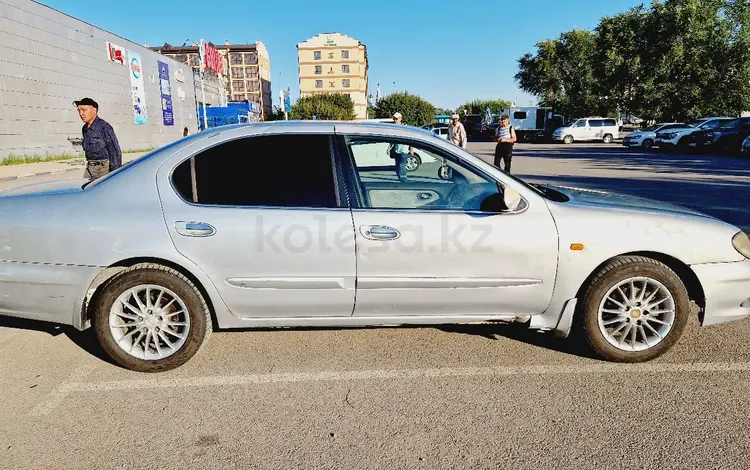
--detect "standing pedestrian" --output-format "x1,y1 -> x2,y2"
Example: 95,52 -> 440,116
74,98 -> 122,179
447,114 -> 467,149
494,114 -> 516,172
388,112 -> 411,182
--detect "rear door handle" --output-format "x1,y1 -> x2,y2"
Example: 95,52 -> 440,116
360,225 -> 400,241
175,221 -> 216,237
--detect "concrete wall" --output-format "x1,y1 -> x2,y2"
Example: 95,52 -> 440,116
0,0 -> 199,159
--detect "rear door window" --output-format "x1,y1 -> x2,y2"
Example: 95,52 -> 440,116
171,134 -> 340,208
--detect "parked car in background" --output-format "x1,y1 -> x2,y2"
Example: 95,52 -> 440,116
621,123 -> 687,149
654,117 -> 736,150
742,135 -> 750,154
692,117 -> 750,154
552,117 -> 620,144
2,121 -> 749,372
500,106 -> 566,143
430,125 -> 449,140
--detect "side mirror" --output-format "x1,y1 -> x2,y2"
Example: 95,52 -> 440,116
503,186 -> 522,211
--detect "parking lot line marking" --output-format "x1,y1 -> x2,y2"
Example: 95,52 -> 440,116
60,361 -> 750,395
28,364 -> 97,417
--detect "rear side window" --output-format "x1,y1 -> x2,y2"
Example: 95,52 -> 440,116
172,134 -> 338,208
590,120 -> 603,127
604,119 -> 617,126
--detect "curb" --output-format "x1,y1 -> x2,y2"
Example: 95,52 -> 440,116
0,165 -> 84,183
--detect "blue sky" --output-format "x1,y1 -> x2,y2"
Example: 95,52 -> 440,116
42,0 -> 644,109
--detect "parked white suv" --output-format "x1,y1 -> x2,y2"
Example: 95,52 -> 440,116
552,117 -> 620,144
654,117 -> 735,150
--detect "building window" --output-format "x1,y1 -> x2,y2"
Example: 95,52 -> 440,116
244,52 -> 258,65
232,94 -> 246,101
341,50 -> 349,59
247,81 -> 260,92
232,80 -> 245,91
329,81 -> 335,88
315,80 -> 323,88
342,79 -> 350,88
245,67 -> 259,79
174,54 -> 188,64
231,67 -> 244,79
315,66 -> 322,74
342,65 -> 350,73
189,55 -> 200,67
314,51 -> 321,60
230,53 -> 243,65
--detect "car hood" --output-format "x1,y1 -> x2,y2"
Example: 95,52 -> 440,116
543,184 -> 714,220
0,178 -> 87,197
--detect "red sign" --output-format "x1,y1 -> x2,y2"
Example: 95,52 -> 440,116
106,41 -> 125,65
202,42 -> 224,75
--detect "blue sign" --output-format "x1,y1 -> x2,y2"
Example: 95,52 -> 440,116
157,61 -> 174,126
284,88 -> 292,113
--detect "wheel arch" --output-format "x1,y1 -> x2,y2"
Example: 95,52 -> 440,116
574,251 -> 706,320
78,257 -> 221,331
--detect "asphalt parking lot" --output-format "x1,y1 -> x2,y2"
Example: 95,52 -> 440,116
1,143 -> 750,469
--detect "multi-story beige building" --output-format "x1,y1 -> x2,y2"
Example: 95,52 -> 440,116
297,33 -> 368,119
151,41 -> 272,119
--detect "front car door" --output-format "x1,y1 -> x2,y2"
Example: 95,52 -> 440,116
334,128 -> 559,318
157,126 -> 356,318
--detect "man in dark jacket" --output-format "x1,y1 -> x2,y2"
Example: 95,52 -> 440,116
74,97 -> 122,179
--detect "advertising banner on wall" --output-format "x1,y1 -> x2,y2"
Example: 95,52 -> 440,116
127,50 -> 148,125
157,61 -> 174,126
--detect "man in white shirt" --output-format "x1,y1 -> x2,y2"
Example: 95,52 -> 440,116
389,112 -> 411,182
447,114 -> 467,149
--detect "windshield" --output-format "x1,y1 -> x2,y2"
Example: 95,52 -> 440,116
718,119 -> 740,129
697,119 -> 726,129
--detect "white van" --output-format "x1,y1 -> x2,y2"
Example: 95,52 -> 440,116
552,117 -> 620,144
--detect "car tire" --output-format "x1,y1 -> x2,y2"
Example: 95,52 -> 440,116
602,134 -> 613,144
579,256 -> 689,363
641,139 -> 654,150
563,135 -> 574,144
93,263 -> 212,372
405,154 -> 421,172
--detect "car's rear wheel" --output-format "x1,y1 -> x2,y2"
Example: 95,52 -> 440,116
563,135 -> 574,144
641,138 -> 654,149
602,134 -> 613,144
94,263 -> 211,372
579,256 -> 689,362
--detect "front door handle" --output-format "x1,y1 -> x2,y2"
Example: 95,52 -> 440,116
175,221 -> 216,237
360,225 -> 400,241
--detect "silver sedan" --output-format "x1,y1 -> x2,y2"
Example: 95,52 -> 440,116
1,121 -> 749,372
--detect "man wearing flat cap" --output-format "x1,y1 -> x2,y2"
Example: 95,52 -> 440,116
447,114 -> 467,149
74,97 -> 122,179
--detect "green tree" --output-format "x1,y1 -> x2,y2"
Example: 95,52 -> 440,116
290,93 -> 356,120
265,105 -> 287,121
434,107 -> 455,116
515,0 -> 750,122
457,99 -> 511,115
375,92 -> 436,126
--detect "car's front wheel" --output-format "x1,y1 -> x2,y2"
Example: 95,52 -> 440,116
405,154 -> 421,172
579,256 -> 689,362
563,135 -> 574,144
94,263 -> 212,372
641,138 -> 654,149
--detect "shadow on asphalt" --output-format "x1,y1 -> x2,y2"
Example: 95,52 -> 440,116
435,322 -> 597,360
0,316 -> 114,365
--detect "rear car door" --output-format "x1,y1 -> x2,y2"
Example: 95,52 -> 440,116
336,132 -> 559,317
157,130 -> 356,318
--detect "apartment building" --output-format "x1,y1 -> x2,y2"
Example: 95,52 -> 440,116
297,33 -> 368,119
151,41 -> 272,119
